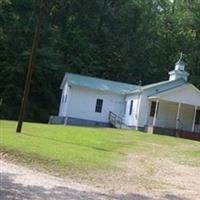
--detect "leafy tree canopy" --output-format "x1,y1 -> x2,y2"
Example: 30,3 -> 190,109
0,0 -> 199,122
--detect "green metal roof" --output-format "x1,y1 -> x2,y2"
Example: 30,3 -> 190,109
142,80 -> 170,90
61,73 -> 139,94
60,73 -> 186,95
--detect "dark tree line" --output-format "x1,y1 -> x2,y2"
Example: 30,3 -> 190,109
0,0 -> 200,122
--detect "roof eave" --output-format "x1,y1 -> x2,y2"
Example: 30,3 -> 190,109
69,83 -> 126,95
60,73 -> 69,90
125,89 -> 142,95
142,78 -> 186,91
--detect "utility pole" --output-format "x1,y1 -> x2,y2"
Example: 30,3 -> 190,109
16,0 -> 48,133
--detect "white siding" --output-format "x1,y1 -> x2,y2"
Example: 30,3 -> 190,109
181,105 -> 194,131
123,94 -> 141,126
58,83 -> 70,116
159,86 -> 200,106
137,93 -> 149,128
58,80 -> 200,130
66,85 -> 124,123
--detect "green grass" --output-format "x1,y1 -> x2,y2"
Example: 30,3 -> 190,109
0,120 -> 200,175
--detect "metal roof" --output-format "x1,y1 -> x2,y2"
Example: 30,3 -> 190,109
126,79 -> 186,95
60,73 -> 139,94
142,77 -> 187,90
60,73 -> 187,95
142,80 -> 171,90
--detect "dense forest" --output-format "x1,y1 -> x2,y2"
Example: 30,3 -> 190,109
0,0 -> 200,122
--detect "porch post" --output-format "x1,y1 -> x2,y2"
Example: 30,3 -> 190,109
192,106 -> 198,132
153,99 -> 159,127
176,103 -> 181,130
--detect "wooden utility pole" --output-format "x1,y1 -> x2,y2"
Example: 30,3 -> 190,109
16,0 -> 47,133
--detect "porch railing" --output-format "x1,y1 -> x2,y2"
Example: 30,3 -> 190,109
109,111 -> 123,129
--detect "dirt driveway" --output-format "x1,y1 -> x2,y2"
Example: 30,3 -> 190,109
0,160 -> 153,200
1,160 -> 109,200
1,157 -> 200,200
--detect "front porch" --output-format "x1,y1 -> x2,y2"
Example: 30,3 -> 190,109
146,126 -> 200,141
146,99 -> 200,141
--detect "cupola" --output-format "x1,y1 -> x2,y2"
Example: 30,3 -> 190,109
169,53 -> 189,81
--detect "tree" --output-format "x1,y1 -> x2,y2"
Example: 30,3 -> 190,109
0,0 -> 199,122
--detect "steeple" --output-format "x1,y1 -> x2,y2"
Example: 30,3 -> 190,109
175,52 -> 185,71
169,52 -> 189,81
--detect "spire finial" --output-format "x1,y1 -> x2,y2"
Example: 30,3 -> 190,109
179,52 -> 183,61
175,52 -> 185,71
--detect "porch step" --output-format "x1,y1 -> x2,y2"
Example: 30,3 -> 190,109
109,111 -> 131,129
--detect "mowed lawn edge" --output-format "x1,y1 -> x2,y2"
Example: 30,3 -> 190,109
0,120 -> 137,171
0,120 -> 200,175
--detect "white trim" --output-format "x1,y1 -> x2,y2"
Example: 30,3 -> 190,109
60,73 -> 68,89
153,99 -> 159,126
149,84 -> 200,107
149,84 -> 200,99
136,92 -> 142,130
192,106 -> 198,132
189,84 -> 200,94
176,103 -> 182,129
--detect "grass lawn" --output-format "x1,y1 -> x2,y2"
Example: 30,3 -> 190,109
0,120 -> 200,175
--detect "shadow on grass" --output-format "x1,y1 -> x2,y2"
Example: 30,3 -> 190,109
0,172 -> 190,200
22,132 -> 126,155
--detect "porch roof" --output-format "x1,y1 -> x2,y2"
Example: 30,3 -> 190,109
148,84 -> 200,107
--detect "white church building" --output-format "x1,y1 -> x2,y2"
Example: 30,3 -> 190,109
49,55 -> 200,140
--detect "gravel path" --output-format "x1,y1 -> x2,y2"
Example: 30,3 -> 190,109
1,158 -> 200,200
0,160 -> 153,200
0,160 -> 110,200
